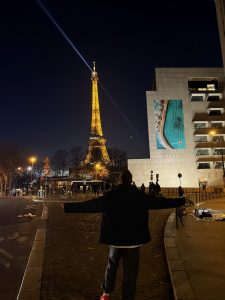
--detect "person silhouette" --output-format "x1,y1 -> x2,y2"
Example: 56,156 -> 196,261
63,170 -> 185,300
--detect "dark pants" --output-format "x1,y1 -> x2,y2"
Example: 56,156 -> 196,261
102,246 -> 140,300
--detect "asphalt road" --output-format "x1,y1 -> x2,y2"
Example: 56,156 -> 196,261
0,197 -> 41,300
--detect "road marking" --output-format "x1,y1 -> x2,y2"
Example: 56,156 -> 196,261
7,232 -> 19,241
0,257 -> 10,268
24,205 -> 37,210
33,199 -> 77,203
16,237 -> 28,243
41,205 -> 48,220
0,248 -> 13,268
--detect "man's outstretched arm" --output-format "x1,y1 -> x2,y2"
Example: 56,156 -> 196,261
146,194 -> 186,210
63,196 -> 110,213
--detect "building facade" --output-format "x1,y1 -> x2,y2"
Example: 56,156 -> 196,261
128,68 -> 225,187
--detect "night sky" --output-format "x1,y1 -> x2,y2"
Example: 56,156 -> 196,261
0,0 -> 223,160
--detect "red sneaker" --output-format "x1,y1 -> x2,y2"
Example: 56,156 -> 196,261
100,293 -> 109,300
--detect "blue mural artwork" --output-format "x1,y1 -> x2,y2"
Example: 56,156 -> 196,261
153,99 -> 186,149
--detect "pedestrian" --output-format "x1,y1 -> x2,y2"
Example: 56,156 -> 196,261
202,183 -> 206,192
63,183 -> 66,194
63,170 -> 185,300
178,185 -> 184,197
155,181 -> 161,195
148,181 -> 156,195
140,183 -> 145,192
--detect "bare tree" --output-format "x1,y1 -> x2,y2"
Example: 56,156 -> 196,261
69,146 -> 83,168
51,150 -> 68,176
0,144 -> 24,195
108,147 -> 127,171
108,148 -> 128,184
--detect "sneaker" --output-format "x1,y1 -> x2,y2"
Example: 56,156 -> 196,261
100,293 -> 109,300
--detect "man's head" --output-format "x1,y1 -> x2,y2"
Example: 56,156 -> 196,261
121,170 -> 133,185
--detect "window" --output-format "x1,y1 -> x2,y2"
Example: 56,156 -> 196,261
212,135 -> 224,142
194,123 -> 207,129
196,149 -> 209,156
197,163 -> 210,169
195,135 -> 208,142
190,95 -> 204,101
208,110 -> 221,115
207,95 -> 220,101
213,149 -> 225,155
215,162 -> 225,169
211,122 -> 223,128
188,80 -> 218,91
207,84 -> 216,91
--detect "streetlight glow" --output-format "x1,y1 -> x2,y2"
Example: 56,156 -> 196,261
209,130 -> 216,137
29,156 -> 37,166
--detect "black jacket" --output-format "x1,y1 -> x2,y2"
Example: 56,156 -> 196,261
64,184 -> 185,246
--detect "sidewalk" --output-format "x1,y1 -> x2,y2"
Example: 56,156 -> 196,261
165,197 -> 225,300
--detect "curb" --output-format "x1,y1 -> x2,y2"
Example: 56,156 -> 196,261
164,212 -> 196,300
16,202 -> 48,300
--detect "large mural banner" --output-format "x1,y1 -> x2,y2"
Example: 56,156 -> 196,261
153,99 -> 186,149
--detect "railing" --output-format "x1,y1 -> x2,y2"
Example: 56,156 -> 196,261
162,189 -> 223,229
154,188 -> 224,229
183,191 -> 222,204
160,187 -> 223,199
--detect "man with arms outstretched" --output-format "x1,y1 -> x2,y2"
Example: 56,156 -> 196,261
63,170 -> 185,300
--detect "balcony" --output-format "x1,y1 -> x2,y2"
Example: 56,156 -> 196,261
195,141 -> 225,148
189,89 -> 223,102
207,99 -> 225,109
194,128 -> 225,135
197,157 -> 220,162
193,113 -> 225,122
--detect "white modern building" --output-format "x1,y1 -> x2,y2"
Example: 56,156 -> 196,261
128,68 -> 225,187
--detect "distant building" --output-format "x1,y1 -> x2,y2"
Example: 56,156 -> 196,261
128,68 -> 225,187
128,3 -> 225,188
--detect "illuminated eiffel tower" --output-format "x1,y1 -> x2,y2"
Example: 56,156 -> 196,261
83,62 -> 110,165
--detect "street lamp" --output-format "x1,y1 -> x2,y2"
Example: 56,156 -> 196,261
29,156 -> 37,182
209,130 -> 225,186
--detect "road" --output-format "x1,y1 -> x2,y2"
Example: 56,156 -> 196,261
0,197 -> 41,300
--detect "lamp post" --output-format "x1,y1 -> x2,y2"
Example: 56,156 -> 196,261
209,130 -> 225,186
43,157 -> 50,198
29,156 -> 37,182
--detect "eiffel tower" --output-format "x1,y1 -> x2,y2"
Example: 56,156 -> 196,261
83,62 -> 110,165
